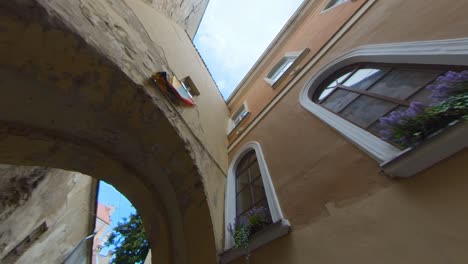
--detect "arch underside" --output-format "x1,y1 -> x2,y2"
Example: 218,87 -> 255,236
0,1 -> 217,263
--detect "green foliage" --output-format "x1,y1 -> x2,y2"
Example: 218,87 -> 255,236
105,213 -> 150,264
229,207 -> 270,249
231,224 -> 251,249
389,91 -> 468,148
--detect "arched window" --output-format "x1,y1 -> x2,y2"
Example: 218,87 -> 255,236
224,142 -> 289,253
235,150 -> 271,221
299,38 -> 468,177
313,63 -> 462,148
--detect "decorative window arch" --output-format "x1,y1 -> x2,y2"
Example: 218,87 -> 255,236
299,38 -> 468,177
224,142 -> 288,251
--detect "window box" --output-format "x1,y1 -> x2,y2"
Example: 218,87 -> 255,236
381,120 -> 468,177
219,219 -> 291,264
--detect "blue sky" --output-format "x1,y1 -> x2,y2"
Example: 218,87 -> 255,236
97,181 -> 135,254
194,0 -> 304,99
98,181 -> 135,226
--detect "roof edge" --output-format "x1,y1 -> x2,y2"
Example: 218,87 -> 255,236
226,0 -> 321,104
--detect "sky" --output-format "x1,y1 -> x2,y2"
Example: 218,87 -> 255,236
97,181 -> 135,254
194,0 -> 305,99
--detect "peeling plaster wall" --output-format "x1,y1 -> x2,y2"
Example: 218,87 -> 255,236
0,165 -> 96,264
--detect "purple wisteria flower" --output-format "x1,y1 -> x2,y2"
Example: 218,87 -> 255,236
426,70 -> 468,102
379,102 -> 427,143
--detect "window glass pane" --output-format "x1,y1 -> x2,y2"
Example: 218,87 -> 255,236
367,69 -> 442,100
321,90 -> 359,113
407,88 -> 434,106
236,170 -> 249,191
252,178 -> 267,204
318,87 -> 336,101
236,152 -> 253,173
325,0 -> 347,10
368,105 -> 407,148
271,58 -> 295,82
335,71 -> 353,85
249,161 -> 261,180
340,96 -> 397,128
236,188 -> 252,216
317,71 -> 353,101
343,68 -> 387,90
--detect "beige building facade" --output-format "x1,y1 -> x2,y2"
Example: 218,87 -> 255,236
1,0 -> 468,263
224,0 -> 468,263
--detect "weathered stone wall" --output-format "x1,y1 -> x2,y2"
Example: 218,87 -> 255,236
0,165 -> 96,264
145,0 -> 209,38
0,0 -> 228,263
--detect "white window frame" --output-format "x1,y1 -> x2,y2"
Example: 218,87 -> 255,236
227,102 -> 250,134
299,38 -> 468,176
322,0 -> 349,12
224,142 -> 287,250
264,49 -> 310,87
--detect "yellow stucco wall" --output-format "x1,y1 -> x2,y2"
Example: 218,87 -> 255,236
228,0 -> 468,263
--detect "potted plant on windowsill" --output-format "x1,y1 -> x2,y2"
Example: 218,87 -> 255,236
379,71 -> 468,149
228,207 -> 270,263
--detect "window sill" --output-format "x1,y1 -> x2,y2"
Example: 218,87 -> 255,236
227,112 -> 251,137
219,219 -> 291,264
381,121 -> 468,178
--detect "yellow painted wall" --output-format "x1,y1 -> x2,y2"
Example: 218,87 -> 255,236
227,0 -> 367,144
228,0 -> 468,262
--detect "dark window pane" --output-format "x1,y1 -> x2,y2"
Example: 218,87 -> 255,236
341,96 -> 397,128
321,90 -> 359,113
407,86 -> 436,106
236,170 -> 249,192
249,161 -> 261,180
252,178 -> 267,204
236,188 -> 252,216
367,69 -> 442,100
343,68 -> 387,90
236,151 -> 254,174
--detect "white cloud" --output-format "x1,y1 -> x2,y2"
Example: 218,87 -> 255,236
194,0 -> 304,99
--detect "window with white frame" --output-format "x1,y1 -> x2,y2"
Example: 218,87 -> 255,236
299,38 -> 468,177
228,103 -> 250,134
323,0 -> 347,11
232,104 -> 249,127
264,49 -> 309,87
235,150 -> 272,222
224,142 -> 288,252
313,63 -> 465,148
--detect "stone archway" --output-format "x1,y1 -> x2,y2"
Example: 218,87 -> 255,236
0,1 -> 220,263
